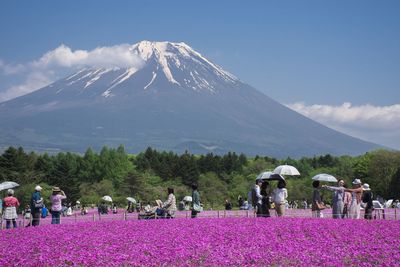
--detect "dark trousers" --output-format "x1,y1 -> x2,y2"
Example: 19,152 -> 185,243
32,210 -> 41,226
51,210 -> 61,224
256,203 -> 263,217
261,200 -> 271,217
191,209 -> 198,218
6,219 -> 17,229
364,207 -> 373,220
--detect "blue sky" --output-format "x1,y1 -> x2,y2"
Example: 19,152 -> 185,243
0,1 -> 399,148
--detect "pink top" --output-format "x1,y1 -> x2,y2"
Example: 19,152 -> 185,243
3,196 -> 20,207
50,194 -> 67,211
4,196 -> 19,207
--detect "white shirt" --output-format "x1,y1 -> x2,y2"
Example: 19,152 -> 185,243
254,185 -> 263,205
273,188 -> 288,204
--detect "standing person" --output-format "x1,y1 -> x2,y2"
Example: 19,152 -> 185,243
273,180 -> 288,217
30,185 -> 43,226
302,199 -> 308,209
238,195 -> 244,208
225,199 -> 232,210
252,179 -> 264,217
322,179 -> 346,219
345,179 -> 363,219
362,183 -> 373,220
311,181 -> 324,218
162,187 -> 177,218
342,184 -> 352,218
3,189 -> 20,229
0,197 -> 3,216
191,183 -> 201,218
49,187 -> 67,224
260,181 -> 271,217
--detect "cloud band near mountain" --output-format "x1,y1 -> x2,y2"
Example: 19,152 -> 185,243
0,44 -> 144,102
287,102 -> 400,149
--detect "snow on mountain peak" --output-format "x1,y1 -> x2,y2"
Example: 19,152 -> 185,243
64,41 -> 239,96
130,41 -> 238,88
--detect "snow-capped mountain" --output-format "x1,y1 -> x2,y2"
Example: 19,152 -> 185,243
0,41 -> 381,157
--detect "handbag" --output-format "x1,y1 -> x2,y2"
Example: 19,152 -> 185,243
316,202 -> 326,210
193,203 -> 203,212
34,199 -> 44,209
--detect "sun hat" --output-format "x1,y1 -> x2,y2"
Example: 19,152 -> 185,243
256,178 -> 263,184
362,183 -> 371,191
352,179 -> 362,185
7,189 -> 14,195
52,186 -> 61,192
35,185 -> 43,191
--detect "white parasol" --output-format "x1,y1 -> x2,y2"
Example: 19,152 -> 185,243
102,195 -> 113,202
273,165 -> 300,176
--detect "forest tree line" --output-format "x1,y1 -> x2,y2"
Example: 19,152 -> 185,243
0,146 -> 399,210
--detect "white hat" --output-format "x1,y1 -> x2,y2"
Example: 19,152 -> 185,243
363,183 -> 371,191
7,189 -> 14,195
35,185 -> 43,191
352,179 -> 362,185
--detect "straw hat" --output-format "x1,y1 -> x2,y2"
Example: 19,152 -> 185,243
52,186 -> 61,192
352,179 -> 362,185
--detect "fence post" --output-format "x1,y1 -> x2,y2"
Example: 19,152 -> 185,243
217,210 -> 220,218
395,209 -> 397,220
75,213 -> 77,223
224,210 -> 226,218
246,210 -> 249,218
93,214 -> 95,222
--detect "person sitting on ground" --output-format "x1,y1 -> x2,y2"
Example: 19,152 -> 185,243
238,195 -> 244,208
81,205 -> 88,215
225,199 -> 232,210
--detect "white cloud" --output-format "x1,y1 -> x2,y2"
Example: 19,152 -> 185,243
32,44 -> 143,69
287,102 -> 400,149
0,72 -> 53,102
0,44 -> 144,102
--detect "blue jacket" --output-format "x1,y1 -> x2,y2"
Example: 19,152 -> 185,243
30,191 -> 42,211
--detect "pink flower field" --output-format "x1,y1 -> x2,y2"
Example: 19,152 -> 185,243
1,218 -> 399,266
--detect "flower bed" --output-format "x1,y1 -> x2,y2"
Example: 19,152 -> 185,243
0,218 -> 399,266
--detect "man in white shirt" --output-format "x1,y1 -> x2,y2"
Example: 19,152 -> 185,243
252,179 -> 264,217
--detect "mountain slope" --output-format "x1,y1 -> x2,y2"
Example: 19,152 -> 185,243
0,41 -> 381,157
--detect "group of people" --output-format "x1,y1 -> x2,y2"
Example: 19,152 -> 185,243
1,185 -> 67,229
249,177 -> 375,220
138,183 -> 201,219
252,179 -> 288,217
313,178 -> 373,219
